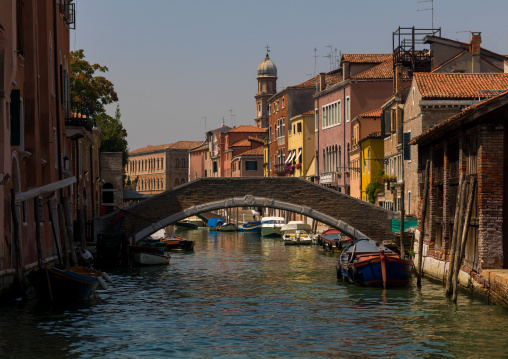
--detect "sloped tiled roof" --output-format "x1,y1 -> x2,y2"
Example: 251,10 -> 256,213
356,108 -> 382,118
411,90 -> 508,145
130,141 -> 202,155
351,58 -> 393,80
227,125 -> 267,133
290,73 -> 341,89
415,73 -> 508,99
342,54 -> 391,64
239,146 -> 263,156
190,143 -> 207,152
230,139 -> 251,147
248,136 -> 265,143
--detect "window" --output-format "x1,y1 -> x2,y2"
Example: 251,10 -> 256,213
257,102 -> 261,116
407,191 -> 411,214
10,90 -> 23,147
297,122 -> 302,133
412,87 -> 415,106
315,109 -> 318,132
346,97 -> 350,122
213,161 -> 218,173
322,101 -> 341,128
282,98 -> 285,108
246,161 -> 258,171
403,131 -> 411,161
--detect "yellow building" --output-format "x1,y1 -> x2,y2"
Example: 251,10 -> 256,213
287,112 -> 315,178
360,133 -> 384,203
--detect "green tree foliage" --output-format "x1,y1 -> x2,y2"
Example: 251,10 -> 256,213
70,49 -> 129,166
95,105 -> 129,166
365,170 -> 385,204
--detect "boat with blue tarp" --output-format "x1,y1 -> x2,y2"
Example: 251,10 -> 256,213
206,217 -> 224,230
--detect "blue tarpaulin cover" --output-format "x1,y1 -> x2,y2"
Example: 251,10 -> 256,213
207,217 -> 224,227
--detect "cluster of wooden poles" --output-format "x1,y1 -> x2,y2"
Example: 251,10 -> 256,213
415,160 -> 477,302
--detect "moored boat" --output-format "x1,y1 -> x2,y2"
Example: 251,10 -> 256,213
216,223 -> 238,232
161,235 -> 195,251
283,230 -> 314,245
318,228 -> 352,253
280,221 -> 312,238
27,266 -> 104,302
337,238 -> 412,287
206,217 -> 224,231
239,221 -> 261,233
261,217 -> 285,237
130,246 -> 170,266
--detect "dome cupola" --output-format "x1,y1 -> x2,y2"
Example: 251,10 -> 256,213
257,53 -> 277,78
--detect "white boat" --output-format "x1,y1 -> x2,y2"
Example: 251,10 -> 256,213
283,230 -> 314,245
132,252 -> 170,266
280,221 -> 312,238
261,216 -> 285,237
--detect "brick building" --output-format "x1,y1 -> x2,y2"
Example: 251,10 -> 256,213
410,91 -> 508,294
126,141 -> 201,195
222,125 -> 267,177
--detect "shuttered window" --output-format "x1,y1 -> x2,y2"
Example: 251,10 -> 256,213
10,90 -> 21,146
403,132 -> 411,161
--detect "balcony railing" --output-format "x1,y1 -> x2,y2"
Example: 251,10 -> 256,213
274,164 -> 287,175
59,2 -> 76,29
320,172 -> 336,184
65,103 -> 93,131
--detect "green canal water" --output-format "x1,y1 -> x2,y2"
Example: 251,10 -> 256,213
1,229 -> 508,358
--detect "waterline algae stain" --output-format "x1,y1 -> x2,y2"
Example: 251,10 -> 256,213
1,229 -> 508,358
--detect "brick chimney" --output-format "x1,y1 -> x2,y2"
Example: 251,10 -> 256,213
342,61 -> 350,79
319,73 -> 326,92
470,32 -> 481,73
393,64 -> 404,97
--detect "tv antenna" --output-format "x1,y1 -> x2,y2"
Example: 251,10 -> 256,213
312,48 -> 318,77
417,0 -> 434,29
229,109 -> 236,127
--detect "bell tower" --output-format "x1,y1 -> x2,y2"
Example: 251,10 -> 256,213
255,46 -> 277,128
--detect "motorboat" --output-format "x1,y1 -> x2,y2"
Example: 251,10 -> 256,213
280,221 -> 312,238
261,217 -> 285,237
337,238 -> 412,287
130,246 -> 170,266
161,235 -> 195,251
283,230 -> 314,245
239,221 -> 261,233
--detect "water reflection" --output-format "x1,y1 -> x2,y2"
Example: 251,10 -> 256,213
0,229 -> 507,358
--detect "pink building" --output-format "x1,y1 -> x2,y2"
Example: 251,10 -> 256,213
189,143 -> 206,180
314,55 -> 394,193
221,126 -> 267,177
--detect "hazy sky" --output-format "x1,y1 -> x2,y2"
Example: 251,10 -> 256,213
73,0 -> 508,151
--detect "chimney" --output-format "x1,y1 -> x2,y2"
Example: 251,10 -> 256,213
393,64 -> 403,97
342,61 -> 350,79
470,32 -> 481,73
319,73 -> 326,92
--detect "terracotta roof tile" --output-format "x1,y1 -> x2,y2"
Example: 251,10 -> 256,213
289,73 -> 341,89
356,108 -> 382,118
351,58 -> 393,80
415,73 -> 508,99
130,141 -> 202,155
230,139 -> 252,147
342,54 -> 391,64
240,146 -> 263,156
248,136 -> 265,143
227,125 -> 267,133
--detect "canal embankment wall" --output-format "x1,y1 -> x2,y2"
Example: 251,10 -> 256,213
414,232 -> 508,309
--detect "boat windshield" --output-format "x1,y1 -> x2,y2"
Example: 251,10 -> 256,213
262,220 -> 284,225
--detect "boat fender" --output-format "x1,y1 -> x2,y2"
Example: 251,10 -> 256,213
102,272 -> 113,283
328,242 -> 333,251
347,265 -> 357,283
97,276 -> 108,290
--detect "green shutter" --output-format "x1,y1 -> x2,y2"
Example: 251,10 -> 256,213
10,90 -> 21,146
403,132 -> 411,160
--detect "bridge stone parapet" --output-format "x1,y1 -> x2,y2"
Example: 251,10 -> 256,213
96,177 -> 395,243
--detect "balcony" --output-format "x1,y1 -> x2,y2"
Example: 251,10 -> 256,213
65,103 -> 93,132
274,164 -> 287,175
59,1 -> 76,29
320,172 -> 336,184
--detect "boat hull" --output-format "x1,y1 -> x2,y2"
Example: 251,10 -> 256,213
133,252 -> 170,266
217,224 -> 237,232
339,255 -> 412,287
28,266 -> 101,302
261,226 -> 282,237
239,221 -> 261,233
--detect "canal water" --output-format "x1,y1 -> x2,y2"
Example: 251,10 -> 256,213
1,229 -> 508,358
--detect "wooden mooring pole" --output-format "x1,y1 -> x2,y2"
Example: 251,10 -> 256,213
417,160 -> 430,287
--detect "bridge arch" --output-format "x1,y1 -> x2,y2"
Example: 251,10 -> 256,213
97,177 -> 395,243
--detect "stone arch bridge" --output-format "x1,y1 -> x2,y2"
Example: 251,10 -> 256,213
96,177 -> 395,243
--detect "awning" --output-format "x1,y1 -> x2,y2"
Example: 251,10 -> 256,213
295,149 -> 302,162
285,151 -> 294,164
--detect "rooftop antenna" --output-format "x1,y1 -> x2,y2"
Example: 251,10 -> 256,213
417,0 -> 434,29
326,45 -> 333,72
312,48 -> 318,77
229,109 -> 235,127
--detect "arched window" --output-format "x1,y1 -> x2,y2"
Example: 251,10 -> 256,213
181,178 -> 186,184
338,146 -> 342,172
175,159 -> 179,168
174,178 -> 180,186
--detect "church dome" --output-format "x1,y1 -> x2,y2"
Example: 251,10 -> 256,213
257,53 -> 277,78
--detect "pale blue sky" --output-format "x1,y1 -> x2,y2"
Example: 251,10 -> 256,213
73,0 -> 508,151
